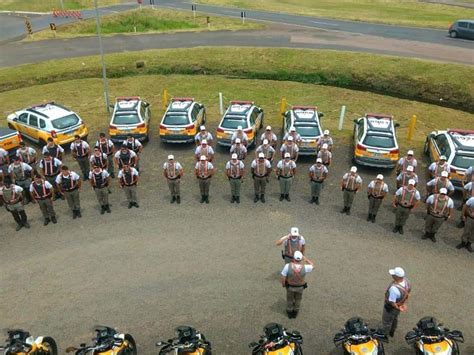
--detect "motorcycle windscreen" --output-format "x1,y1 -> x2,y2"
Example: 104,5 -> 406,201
180,349 -> 208,355
93,343 -> 127,354
422,339 -> 454,355
344,339 -> 379,354
265,343 -> 297,354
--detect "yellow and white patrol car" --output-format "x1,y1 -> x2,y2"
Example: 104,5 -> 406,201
424,129 -> 474,189
109,97 -> 151,143
6,102 -> 88,146
216,101 -> 264,147
0,127 -> 22,155
282,106 -> 324,155
159,97 -> 206,143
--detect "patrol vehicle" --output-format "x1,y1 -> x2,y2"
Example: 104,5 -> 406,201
0,127 -> 22,155
424,129 -> 474,189
109,97 -> 151,143
216,101 -> 264,147
282,105 -> 324,155
159,97 -> 206,143
353,113 -> 400,168
7,102 -> 88,146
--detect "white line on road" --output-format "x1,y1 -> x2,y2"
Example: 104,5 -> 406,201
311,21 -> 339,26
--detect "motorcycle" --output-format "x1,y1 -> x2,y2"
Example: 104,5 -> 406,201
65,326 -> 137,355
249,323 -> 303,355
405,317 -> 464,355
155,326 -> 211,354
333,317 -> 388,355
0,329 -> 57,355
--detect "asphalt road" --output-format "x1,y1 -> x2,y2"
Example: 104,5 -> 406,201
1,129 -> 473,354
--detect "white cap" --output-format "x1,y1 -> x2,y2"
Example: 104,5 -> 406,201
441,171 -> 448,177
316,158 -> 322,163
290,227 -> 299,236
235,138 -> 241,144
324,130 -> 329,135
201,139 -> 207,145
263,139 -> 269,144
258,152 -> 265,158
350,166 -> 357,173
440,155 -> 447,160
167,155 -> 174,160
389,267 -> 405,278
266,125 -> 271,130
231,153 -> 238,159
322,143 -> 328,149
284,152 -> 291,158
200,125 -> 206,131
237,125 -> 243,130
408,179 -> 416,185
407,165 -> 414,172
293,251 -> 303,261
439,187 -> 448,194
407,150 -> 414,155
290,127 -> 296,132
376,174 -> 384,180
287,136 -> 294,141
200,155 -> 207,161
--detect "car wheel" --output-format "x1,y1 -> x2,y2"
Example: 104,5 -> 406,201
449,31 -> 458,38
41,336 -> 58,355
124,334 -> 137,355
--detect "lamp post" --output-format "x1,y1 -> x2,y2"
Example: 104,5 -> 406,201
94,0 -> 111,112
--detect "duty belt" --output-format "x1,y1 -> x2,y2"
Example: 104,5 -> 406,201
230,176 -> 242,179
280,175 -> 293,179
167,176 -> 180,180
344,188 -> 356,192
370,195 -> 384,199
198,176 -> 210,180
64,187 -> 78,192
398,203 -> 413,209
311,179 -> 323,183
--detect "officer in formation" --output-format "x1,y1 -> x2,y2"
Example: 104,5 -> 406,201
426,171 -> 454,197
457,196 -> 474,252
16,141 -> 37,166
396,150 -> 417,174
283,126 -> 302,146
163,155 -> 183,204
115,145 -> 137,170
42,137 -> 64,160
428,155 -> 450,178
231,126 -> 248,146
195,125 -> 214,146
423,188 -> 453,242
230,138 -> 247,160
260,126 -> 278,148
89,164 -> 111,214
340,166 -> 362,215
317,143 -> 332,166
316,130 -> 333,151
123,135 -> 143,171
8,156 -> 33,203
367,174 -> 388,223
56,165 -> 82,219
38,152 -> 62,200
276,227 -> 306,264
90,146 -> 108,170
0,147 -> 10,175
30,173 -> 57,225
382,267 -> 411,337
251,152 -> 271,203
280,136 -> 299,161
276,152 -> 296,201
392,179 -> 421,235
118,163 -> 139,208
95,132 -> 116,178
194,139 -> 214,162
0,176 -> 30,231
195,155 -> 214,204
70,135 -> 90,180
225,153 -> 245,204
308,158 -> 328,205
396,165 -> 418,188
255,139 -> 275,164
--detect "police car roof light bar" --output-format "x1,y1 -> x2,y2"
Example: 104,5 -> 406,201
230,100 -> 254,105
292,105 -> 317,110
31,101 -> 55,108
116,96 -> 140,101
448,129 -> 474,135
365,113 -> 393,119
172,97 -> 194,102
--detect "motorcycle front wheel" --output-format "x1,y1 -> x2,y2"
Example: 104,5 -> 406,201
124,334 -> 137,355
40,336 -> 58,355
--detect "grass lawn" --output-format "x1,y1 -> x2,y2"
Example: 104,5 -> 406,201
195,0 -> 474,29
1,75 -> 472,153
32,8 -> 263,40
0,0 -> 122,12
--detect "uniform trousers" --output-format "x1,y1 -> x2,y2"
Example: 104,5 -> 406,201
37,198 -> 56,219
425,214 -> 446,234
368,196 -> 383,215
310,181 -> 323,197
462,217 -> 474,243
76,156 -> 90,178
64,189 -> 81,211
198,178 -> 211,195
6,202 -> 28,225
167,178 -> 181,197
254,176 -> 267,195
286,286 -> 304,312
15,179 -> 32,202
382,304 -> 400,335
123,185 -> 138,203
106,155 -> 115,176
343,189 -> 356,208
229,177 -> 242,197
395,205 -> 412,226
94,187 -> 109,206
279,176 -> 293,194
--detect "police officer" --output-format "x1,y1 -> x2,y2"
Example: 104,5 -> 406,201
283,126 -> 302,146
194,139 -> 215,162
70,135 -> 90,180
95,133 -> 116,178
56,165 -> 82,218
308,158 -> 328,205
276,227 -> 306,264
317,143 -> 332,166
465,165 -> 473,185
42,137 -> 64,160
251,152 -> 271,203
38,152 -> 62,200
255,139 -> 275,163
118,163 -> 139,208
231,126 -> 248,147
226,153 -> 245,203
0,176 -> 30,231
194,155 -> 214,204
317,130 -> 333,151
30,173 -> 57,225
396,150 -> 417,174
396,165 -> 418,189
89,147 -> 108,170
8,156 -> 33,203
230,138 -> 247,160
89,165 -> 111,214
195,125 -> 214,146
16,141 -> 37,166
123,135 -> 143,171
428,155 -> 451,178
114,145 -> 137,170
260,126 -> 278,148
392,179 -> 421,235
280,251 -> 314,319
382,267 -> 411,337
276,152 -> 296,201
424,188 -> 453,242
340,166 -> 362,215
0,147 -> 10,176
367,174 -> 389,223
163,155 -> 183,204
456,196 -> 474,252
280,136 -> 299,161
426,171 -> 454,197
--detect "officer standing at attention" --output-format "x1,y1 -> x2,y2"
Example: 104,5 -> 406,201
396,150 -> 417,174
89,147 -> 108,170
42,137 -> 64,160
316,130 -> 333,151
382,267 -> 411,337
30,173 -> 57,225
308,158 -> 328,205
260,126 -> 278,148
0,176 -> 30,231
396,165 -> 418,189
251,152 -> 271,203
280,136 -> 299,161
123,135 -> 143,171
226,153 -> 245,204
8,156 -> 33,203
163,155 -> 183,204
38,152 -> 62,200
70,135 -> 90,180
255,139 -> 275,164
89,165 -> 111,214
367,174 -> 389,223
340,166 -> 362,215
194,139 -> 215,162
423,188 -> 453,243
95,133 -> 116,178
114,145 -> 137,170
457,196 -> 474,252
230,138 -> 248,160
426,171 -> 455,197
276,227 -> 306,264
231,126 -> 249,147
56,165 -> 82,219
317,143 -> 332,166
392,179 -> 421,235
118,163 -> 139,208
280,251 -> 314,319
428,155 -> 451,178
16,141 -> 37,166
283,126 -> 302,146
276,152 -> 296,201
195,155 -> 214,204
195,125 -> 214,146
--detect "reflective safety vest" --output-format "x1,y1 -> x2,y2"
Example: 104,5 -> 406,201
166,162 -> 177,179
32,182 -> 51,199
74,142 -> 86,157
401,157 -> 415,172
280,161 -> 294,177
399,187 -> 416,207
197,162 -> 209,178
429,194 -> 449,217
198,146 -> 211,159
263,131 -> 275,144
121,171 -> 136,186
385,279 -> 411,306
433,177 -> 448,194
344,174 -> 359,190
284,236 -> 303,257
42,159 -> 59,176
91,171 -> 106,188
254,160 -> 267,177
258,146 -> 273,159
229,162 -> 241,178
126,140 -> 140,153
286,262 -> 306,286
284,144 -> 297,158
92,154 -> 107,168
18,148 -> 34,163
233,146 -> 246,160
118,152 -> 132,168
2,187 -> 20,204
311,165 -> 325,181
370,181 -> 385,197
98,139 -> 113,155
319,150 -> 330,163
60,175 -> 76,191
11,164 -> 27,180
434,162 -> 449,177
46,145 -> 60,159
400,172 -> 416,187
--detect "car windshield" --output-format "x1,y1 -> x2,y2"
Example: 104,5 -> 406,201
163,114 -> 189,125
51,114 -> 80,130
295,125 -> 320,137
363,134 -> 395,149
452,154 -> 474,169
113,113 -> 140,125
221,118 -> 248,129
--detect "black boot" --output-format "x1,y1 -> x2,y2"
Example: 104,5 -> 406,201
105,204 -> 111,213
285,194 -> 291,201
260,194 -> 265,203
73,210 -> 77,219
286,310 -> 292,319
345,207 -> 351,215
457,220 -> 465,228
371,214 -> 376,223
466,242 -> 473,253
171,196 -> 176,203
100,205 -> 106,215
128,202 -> 133,209
311,196 -> 316,204
456,241 -> 466,249
15,224 -> 23,231
293,310 -> 298,318
44,218 -> 50,226
279,194 -> 284,201
422,232 -> 429,240
231,196 -> 235,203
176,196 -> 181,204
399,226 -> 404,235
236,196 -> 240,204
205,195 -> 209,204
367,214 -> 372,222
200,195 -> 205,203
341,207 -> 347,213
315,197 -> 319,205
134,202 -> 139,208
430,233 -> 437,243
76,209 -> 82,218
254,194 -> 259,203
51,216 -> 57,224
392,225 -> 399,233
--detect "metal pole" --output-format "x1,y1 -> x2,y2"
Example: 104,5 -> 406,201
59,0 -> 64,10
338,105 -> 346,131
219,92 -> 224,115
94,0 -> 110,112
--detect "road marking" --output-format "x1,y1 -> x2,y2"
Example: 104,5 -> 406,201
311,21 -> 339,26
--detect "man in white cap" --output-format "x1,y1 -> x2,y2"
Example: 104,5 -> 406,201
457,196 -> 474,252
255,139 -> 275,163
8,156 -> 33,204
317,129 -> 333,151
382,267 -> 411,337
280,250 -> 314,319
276,227 -> 306,263
428,155 -> 451,178
194,125 -> 213,146
280,136 -> 299,161
424,187 -> 453,242
308,158 -> 328,205
396,165 -> 418,189
260,125 -> 278,148
426,171 -> 454,197
163,155 -> 183,204
367,174 -> 389,223
194,155 -> 214,204
464,165 -> 473,185
392,179 -> 421,234
0,176 -> 30,231
276,152 -> 296,201
194,139 -> 214,162
89,164 -> 111,214
396,150 -> 417,174
317,143 -> 332,166
225,153 -> 245,203
118,163 -> 139,209
283,126 -> 301,145
251,152 -> 271,203
230,138 -> 247,160
231,125 -> 248,147
340,166 -> 362,215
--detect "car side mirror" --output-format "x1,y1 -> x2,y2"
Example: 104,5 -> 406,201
144,102 -> 150,107
395,123 -> 400,127
405,331 -> 418,345
319,112 -> 324,118
108,104 -> 114,109
353,119 -> 358,123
